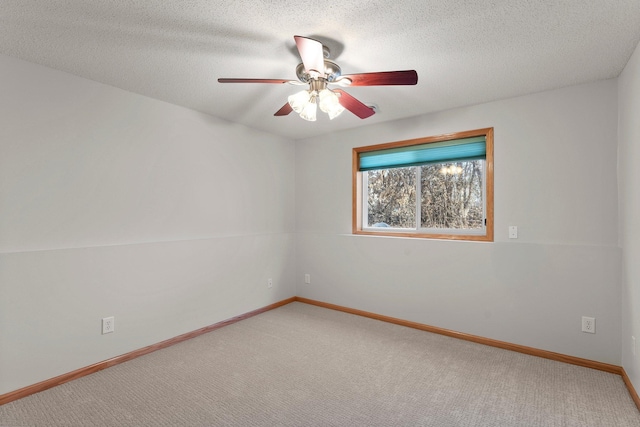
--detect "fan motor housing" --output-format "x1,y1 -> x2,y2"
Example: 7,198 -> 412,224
296,60 -> 342,83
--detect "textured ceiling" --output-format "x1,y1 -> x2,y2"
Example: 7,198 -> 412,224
2,1 -> 640,140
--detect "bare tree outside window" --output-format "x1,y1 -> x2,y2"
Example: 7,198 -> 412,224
367,167 -> 416,228
366,161 -> 483,231
420,161 -> 483,229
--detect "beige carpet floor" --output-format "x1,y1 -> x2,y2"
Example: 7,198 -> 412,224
1,301 -> 639,426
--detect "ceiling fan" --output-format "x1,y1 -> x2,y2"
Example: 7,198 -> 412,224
218,35 -> 418,121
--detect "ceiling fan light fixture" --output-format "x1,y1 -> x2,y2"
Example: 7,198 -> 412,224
318,89 -> 345,119
299,96 -> 317,121
288,90 -> 311,113
318,89 -> 336,112
326,104 -> 345,120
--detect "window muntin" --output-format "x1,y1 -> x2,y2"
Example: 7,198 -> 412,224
353,128 -> 493,241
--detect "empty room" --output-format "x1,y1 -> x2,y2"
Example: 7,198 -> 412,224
2,1 -> 640,426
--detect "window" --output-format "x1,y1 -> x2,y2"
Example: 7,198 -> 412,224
353,128 -> 493,241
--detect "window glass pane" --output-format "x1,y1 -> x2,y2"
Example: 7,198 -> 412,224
420,161 -> 484,229
367,167 -> 416,228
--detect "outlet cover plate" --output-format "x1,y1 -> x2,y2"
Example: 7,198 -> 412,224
102,316 -> 115,334
581,316 -> 595,334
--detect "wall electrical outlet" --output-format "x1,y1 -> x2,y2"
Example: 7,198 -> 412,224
581,316 -> 595,334
304,274 -> 311,284
102,316 -> 115,335
508,226 -> 518,239
267,278 -> 273,289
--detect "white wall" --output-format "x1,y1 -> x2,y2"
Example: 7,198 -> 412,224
619,40 -> 640,393
295,79 -> 621,364
0,49 -> 629,397
0,55 -> 296,395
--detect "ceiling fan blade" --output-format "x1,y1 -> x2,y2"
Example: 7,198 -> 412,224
218,78 -> 295,84
294,35 -> 325,76
337,70 -> 418,86
333,89 -> 375,119
274,103 -> 293,116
